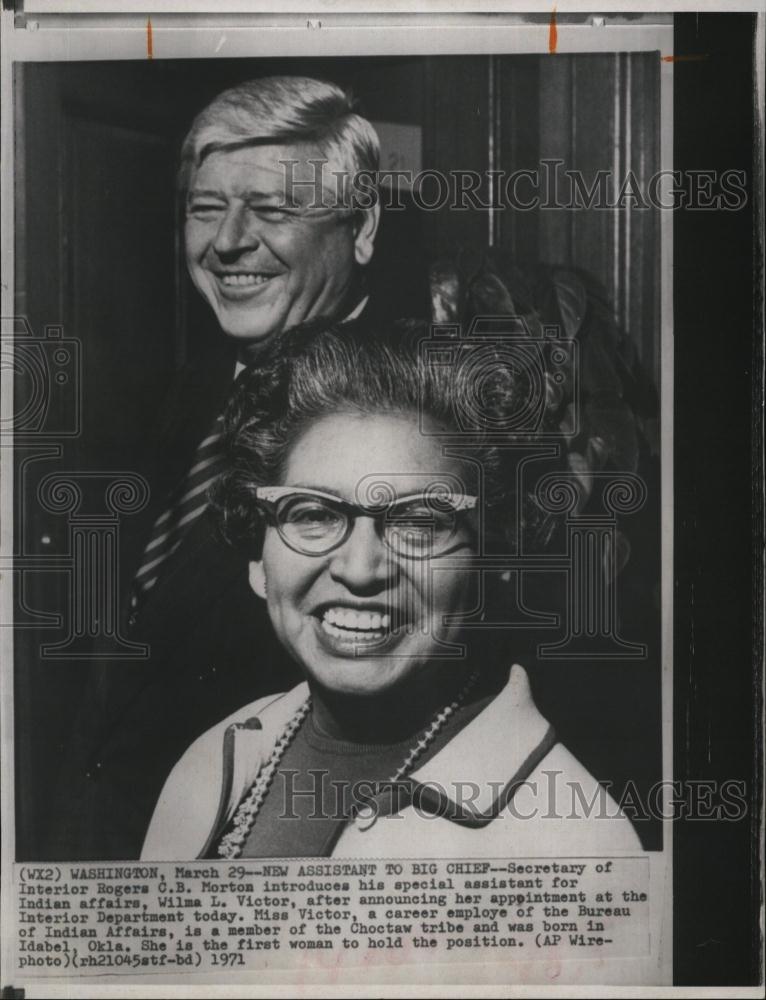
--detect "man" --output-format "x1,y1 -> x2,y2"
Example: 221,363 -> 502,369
58,76 -> 393,860
179,76 -> 380,349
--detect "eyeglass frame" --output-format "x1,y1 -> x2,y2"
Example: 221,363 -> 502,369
253,485 -> 479,560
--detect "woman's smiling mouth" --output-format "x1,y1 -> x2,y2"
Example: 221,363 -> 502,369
313,605 -> 397,651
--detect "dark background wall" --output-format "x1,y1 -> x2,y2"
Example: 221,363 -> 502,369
672,13 -> 760,988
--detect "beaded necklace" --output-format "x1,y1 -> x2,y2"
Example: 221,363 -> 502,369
216,668 -> 480,859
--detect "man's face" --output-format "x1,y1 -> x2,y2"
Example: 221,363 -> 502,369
185,143 -> 377,343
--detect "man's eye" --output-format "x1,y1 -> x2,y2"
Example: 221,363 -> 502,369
187,202 -> 224,217
252,205 -> 294,221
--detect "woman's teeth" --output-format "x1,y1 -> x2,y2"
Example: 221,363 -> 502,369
321,607 -> 390,637
220,274 -> 270,286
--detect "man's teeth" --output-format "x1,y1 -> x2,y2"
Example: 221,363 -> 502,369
322,608 -> 391,632
220,274 -> 271,286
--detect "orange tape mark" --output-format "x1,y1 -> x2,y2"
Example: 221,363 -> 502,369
147,17 -> 153,60
661,54 -> 708,62
548,6 -> 558,54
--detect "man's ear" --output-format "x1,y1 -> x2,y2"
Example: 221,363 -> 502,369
248,559 -> 267,600
353,203 -> 381,267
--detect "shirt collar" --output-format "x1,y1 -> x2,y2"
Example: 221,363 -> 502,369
406,664 -> 553,814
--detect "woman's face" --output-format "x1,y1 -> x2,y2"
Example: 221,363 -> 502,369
248,412 -> 478,698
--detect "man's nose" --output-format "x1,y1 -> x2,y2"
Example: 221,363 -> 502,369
212,203 -> 260,257
328,517 -> 393,593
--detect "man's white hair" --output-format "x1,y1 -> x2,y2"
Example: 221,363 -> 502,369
180,75 -> 380,204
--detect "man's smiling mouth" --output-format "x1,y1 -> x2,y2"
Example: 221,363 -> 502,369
217,272 -> 275,288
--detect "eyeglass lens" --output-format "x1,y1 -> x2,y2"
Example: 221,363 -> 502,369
275,494 -> 460,557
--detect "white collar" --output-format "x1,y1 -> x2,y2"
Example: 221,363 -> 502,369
344,294 -> 369,321
407,663 -> 552,813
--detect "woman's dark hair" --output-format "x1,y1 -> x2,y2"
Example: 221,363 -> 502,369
211,318 -> 566,556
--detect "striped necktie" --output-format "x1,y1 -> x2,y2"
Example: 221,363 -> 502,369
132,414 -> 226,599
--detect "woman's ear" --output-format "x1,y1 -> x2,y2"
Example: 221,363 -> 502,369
248,560 -> 267,600
353,203 -> 381,267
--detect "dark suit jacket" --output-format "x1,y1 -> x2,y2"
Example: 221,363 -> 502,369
53,339 -> 303,860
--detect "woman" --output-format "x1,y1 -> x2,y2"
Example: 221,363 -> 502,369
142,320 -> 642,860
